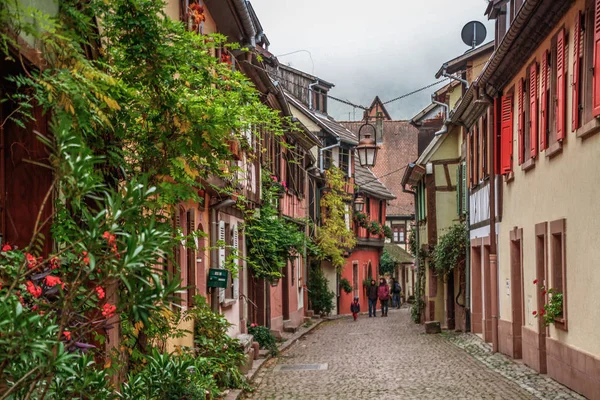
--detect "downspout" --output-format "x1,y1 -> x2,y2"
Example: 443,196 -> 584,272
440,63 -> 469,88
432,94 -> 450,136
402,181 -> 419,317
232,0 -> 257,47
319,139 -> 341,173
489,91 -> 499,353
210,198 -> 236,313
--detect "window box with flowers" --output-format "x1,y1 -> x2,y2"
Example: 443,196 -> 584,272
382,225 -> 393,240
532,279 -> 564,328
367,220 -> 383,236
354,211 -> 369,229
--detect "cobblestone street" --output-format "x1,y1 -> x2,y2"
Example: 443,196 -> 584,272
245,307 -> 584,400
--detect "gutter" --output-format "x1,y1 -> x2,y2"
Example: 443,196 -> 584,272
232,0 -> 257,46
431,94 -> 450,136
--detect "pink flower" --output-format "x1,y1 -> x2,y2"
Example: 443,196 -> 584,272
45,275 -> 65,290
250,323 -> 257,328
2,243 -> 12,252
102,303 -> 116,318
26,281 -> 42,298
271,175 -> 278,182
95,286 -> 105,299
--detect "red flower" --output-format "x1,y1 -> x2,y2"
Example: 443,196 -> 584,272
271,175 -> 278,182
250,323 -> 257,328
63,331 -> 71,341
45,275 -> 65,290
95,286 -> 106,299
26,281 -> 42,298
102,303 -> 116,319
532,310 -> 537,316
26,253 -> 40,269
533,279 -> 538,285
49,257 -> 60,270
2,243 -> 12,252
539,310 -> 545,316
82,251 -> 90,265
542,290 -> 547,295
103,231 -> 116,245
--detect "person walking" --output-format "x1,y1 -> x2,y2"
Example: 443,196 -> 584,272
391,278 -> 402,309
367,279 -> 378,317
378,278 -> 390,317
350,296 -> 360,321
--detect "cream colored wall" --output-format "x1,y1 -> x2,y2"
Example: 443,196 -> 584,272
290,104 -> 321,133
323,261 -> 338,315
163,0 -> 217,34
448,85 -> 463,110
498,0 -> 600,356
433,127 -> 460,235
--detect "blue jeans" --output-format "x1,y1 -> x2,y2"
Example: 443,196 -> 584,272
380,299 -> 389,315
392,293 -> 400,308
368,298 -> 377,316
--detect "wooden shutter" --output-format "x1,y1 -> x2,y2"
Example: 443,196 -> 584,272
501,95 -> 514,174
530,63 -> 538,158
594,0 -> 600,116
518,79 -> 525,165
232,224 -> 239,299
557,28 -> 566,141
541,51 -> 548,150
218,220 -> 226,303
573,12 -> 582,131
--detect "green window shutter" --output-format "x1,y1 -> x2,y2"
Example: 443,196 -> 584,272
456,165 -> 461,216
462,162 -> 467,215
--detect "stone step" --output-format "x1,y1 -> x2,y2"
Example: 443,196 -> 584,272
283,320 -> 299,333
425,321 -> 441,334
305,310 -> 314,318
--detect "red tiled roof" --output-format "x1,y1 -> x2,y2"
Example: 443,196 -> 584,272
341,120 -> 419,217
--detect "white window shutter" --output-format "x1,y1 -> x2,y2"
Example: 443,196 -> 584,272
344,205 -> 350,230
218,220 -> 226,303
232,224 -> 239,299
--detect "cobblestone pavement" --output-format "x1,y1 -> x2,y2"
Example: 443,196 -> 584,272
245,307 -> 583,400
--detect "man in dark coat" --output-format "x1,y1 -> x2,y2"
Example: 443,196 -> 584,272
367,279 -> 378,317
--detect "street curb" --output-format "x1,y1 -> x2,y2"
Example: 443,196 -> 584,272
222,318 -> 325,400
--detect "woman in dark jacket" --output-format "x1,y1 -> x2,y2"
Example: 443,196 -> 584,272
367,279 -> 378,317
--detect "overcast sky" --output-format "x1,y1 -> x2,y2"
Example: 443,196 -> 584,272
251,0 -> 494,121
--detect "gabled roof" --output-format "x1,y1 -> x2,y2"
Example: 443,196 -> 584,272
366,96 -> 392,121
278,64 -> 334,90
434,41 -> 494,79
354,154 -> 395,201
384,243 -> 414,265
409,103 -> 443,126
284,91 -> 358,145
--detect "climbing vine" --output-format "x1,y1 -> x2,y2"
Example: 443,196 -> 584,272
315,167 -> 356,271
431,223 -> 468,277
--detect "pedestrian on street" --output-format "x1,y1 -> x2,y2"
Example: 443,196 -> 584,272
378,278 -> 390,317
391,278 -> 402,309
350,296 -> 360,321
367,279 -> 378,317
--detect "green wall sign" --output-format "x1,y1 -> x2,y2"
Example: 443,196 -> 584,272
208,268 -> 229,288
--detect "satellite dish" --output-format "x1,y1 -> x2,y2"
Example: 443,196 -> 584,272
461,21 -> 487,48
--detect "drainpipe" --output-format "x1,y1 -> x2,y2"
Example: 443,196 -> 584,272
402,182 -> 419,314
432,94 -> 450,136
232,0 -> 257,47
440,63 -> 469,89
489,95 -> 499,353
308,81 -> 318,110
210,198 -> 237,313
319,139 -> 341,173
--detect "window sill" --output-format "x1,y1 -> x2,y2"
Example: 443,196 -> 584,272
554,317 -> 568,331
545,141 -> 563,159
576,117 -> 600,139
504,172 -> 514,184
521,158 -> 536,172
221,299 -> 236,308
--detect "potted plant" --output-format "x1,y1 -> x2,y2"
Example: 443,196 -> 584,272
533,279 -> 564,327
339,277 -> 353,294
368,220 -> 382,236
382,225 -> 393,240
354,211 -> 370,228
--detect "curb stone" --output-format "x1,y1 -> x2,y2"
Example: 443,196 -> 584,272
222,318 -> 325,400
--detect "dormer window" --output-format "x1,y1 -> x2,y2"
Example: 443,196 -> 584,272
312,88 -> 327,114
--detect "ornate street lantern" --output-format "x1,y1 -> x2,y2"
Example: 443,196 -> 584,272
354,194 -> 365,212
356,122 -> 379,167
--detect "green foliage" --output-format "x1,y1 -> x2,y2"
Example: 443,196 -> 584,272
248,324 -> 278,356
411,297 -> 425,324
245,172 -> 306,282
379,249 -> 397,276
354,211 -> 369,228
307,264 -> 335,316
533,283 -> 564,327
315,167 -> 356,270
382,225 -> 393,240
367,220 -> 383,236
339,277 -> 353,294
431,223 -> 468,277
186,296 -> 248,390
409,225 -> 418,257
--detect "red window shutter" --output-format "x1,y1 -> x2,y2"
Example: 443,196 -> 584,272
573,11 -> 582,131
500,95 -> 513,174
518,78 -> 524,165
593,0 -> 600,117
530,63 -> 538,158
556,28 -> 566,141
541,51 -> 548,150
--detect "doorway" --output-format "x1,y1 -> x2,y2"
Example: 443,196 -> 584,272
282,261 -> 290,321
446,271 -> 456,330
510,228 -> 524,359
471,244 -> 483,334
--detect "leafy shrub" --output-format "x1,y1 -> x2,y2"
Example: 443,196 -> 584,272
431,223 -> 468,277
307,264 -> 335,315
339,277 -> 353,294
382,225 -> 393,239
248,324 -> 278,355
379,249 -> 397,276
354,211 -> 369,228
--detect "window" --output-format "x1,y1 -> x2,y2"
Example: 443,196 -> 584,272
518,76 -> 532,165
580,1 -> 597,128
312,88 -> 327,113
482,114 -> 488,177
378,200 -> 384,223
392,224 -> 406,244
550,218 -> 567,330
353,262 -> 359,298
224,222 -> 233,300
339,147 -> 350,177
542,29 -> 567,148
416,181 -> 426,221
366,196 -> 371,216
